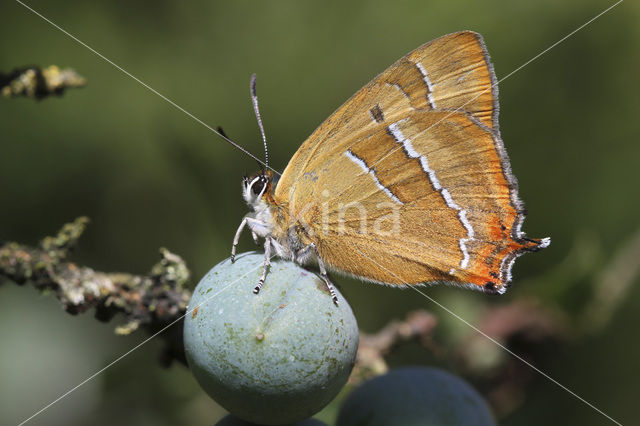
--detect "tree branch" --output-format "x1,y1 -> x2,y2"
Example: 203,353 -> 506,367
0,217 -> 191,365
1,65 -> 86,99
351,310 -> 440,383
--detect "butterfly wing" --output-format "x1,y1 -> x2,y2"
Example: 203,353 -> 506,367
274,31 -> 548,292
276,30 -> 498,199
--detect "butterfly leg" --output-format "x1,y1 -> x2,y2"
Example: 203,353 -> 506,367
231,217 -> 248,263
317,258 -> 339,306
297,243 -> 339,306
253,237 -> 272,294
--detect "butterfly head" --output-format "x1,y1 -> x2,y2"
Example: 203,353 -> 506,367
242,170 -> 274,209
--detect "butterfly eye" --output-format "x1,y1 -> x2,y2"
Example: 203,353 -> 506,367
251,177 -> 267,195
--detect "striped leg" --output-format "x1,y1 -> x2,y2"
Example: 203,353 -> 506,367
253,237 -> 271,294
298,243 -> 339,306
317,256 -> 339,306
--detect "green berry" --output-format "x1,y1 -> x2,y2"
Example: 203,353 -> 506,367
336,367 -> 496,426
184,252 -> 359,425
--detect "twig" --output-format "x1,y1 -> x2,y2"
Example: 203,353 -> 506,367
1,65 -> 86,99
0,217 -> 191,365
350,310 -> 440,384
350,301 -> 567,417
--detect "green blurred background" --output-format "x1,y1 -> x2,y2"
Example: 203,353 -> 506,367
1,0 -> 638,425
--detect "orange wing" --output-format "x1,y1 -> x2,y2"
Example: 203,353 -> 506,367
273,31 -> 548,293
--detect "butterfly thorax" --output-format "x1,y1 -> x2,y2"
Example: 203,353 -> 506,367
242,171 -> 312,262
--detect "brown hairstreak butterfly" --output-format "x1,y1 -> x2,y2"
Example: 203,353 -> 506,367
231,31 -> 550,304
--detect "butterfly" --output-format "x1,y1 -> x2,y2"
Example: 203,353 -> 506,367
231,31 -> 550,304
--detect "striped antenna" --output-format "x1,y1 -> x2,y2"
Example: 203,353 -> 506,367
250,74 -> 269,169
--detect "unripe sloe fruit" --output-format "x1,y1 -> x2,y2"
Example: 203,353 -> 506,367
184,252 -> 359,425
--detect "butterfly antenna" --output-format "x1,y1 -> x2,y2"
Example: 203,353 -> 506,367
250,74 -> 269,170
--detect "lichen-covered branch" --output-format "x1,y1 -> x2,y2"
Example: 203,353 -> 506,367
1,65 -> 86,99
0,217 -> 191,365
